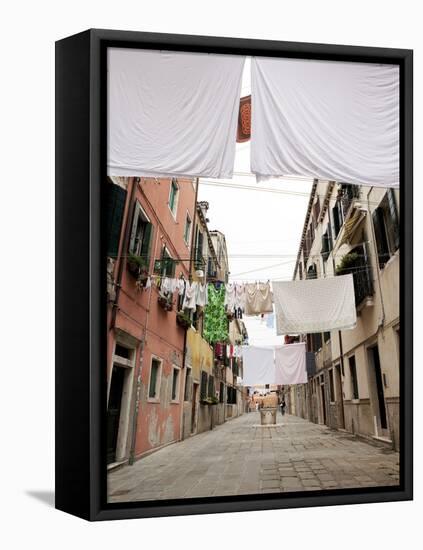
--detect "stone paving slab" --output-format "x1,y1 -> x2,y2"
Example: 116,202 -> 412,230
108,412 -> 399,503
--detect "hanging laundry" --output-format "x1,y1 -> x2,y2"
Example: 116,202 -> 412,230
266,312 -> 275,329
203,285 -> 228,344
169,278 -> 179,293
274,343 -> 307,385
244,282 -> 273,316
108,48 -> 246,179
161,277 -> 172,294
272,274 -> 356,334
224,283 -> 236,310
196,282 -> 209,307
177,278 -> 186,296
182,281 -> 198,310
144,276 -> 152,290
234,284 -> 246,312
241,346 -> 275,386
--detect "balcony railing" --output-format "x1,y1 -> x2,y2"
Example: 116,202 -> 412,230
340,184 -> 361,218
336,245 -> 374,307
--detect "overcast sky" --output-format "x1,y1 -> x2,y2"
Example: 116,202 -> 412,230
197,58 -> 312,345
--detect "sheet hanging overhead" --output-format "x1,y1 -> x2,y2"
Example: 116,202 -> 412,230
241,346 -> 275,386
108,48 -> 245,178
251,57 -> 399,188
272,274 -> 356,334
274,343 -> 307,385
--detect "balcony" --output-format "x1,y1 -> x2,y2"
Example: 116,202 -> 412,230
336,245 -> 374,310
340,184 -> 361,218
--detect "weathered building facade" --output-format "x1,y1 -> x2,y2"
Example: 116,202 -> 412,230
286,180 -> 400,449
106,176 -> 196,465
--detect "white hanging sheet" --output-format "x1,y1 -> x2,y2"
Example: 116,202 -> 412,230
108,48 -> 245,178
272,274 -> 356,334
251,57 -> 399,188
274,343 -> 307,385
241,346 -> 275,386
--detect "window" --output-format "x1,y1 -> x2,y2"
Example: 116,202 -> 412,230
321,229 -> 332,262
349,355 -> 359,400
219,382 -> 224,403
155,246 -> 176,278
184,213 -> 192,245
329,368 -> 336,402
171,367 -> 180,402
307,264 -> 317,279
129,201 -> 153,267
372,190 -> 400,269
227,386 -> 237,404
168,178 -> 179,217
332,201 -> 343,239
148,358 -> 162,400
106,179 -> 127,257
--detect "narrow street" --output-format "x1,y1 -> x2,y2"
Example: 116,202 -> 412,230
108,412 -> 399,502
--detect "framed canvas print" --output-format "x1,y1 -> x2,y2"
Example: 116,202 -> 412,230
55,29 -> 413,521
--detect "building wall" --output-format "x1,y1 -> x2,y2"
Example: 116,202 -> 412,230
107,177 -> 196,463
291,181 -> 400,449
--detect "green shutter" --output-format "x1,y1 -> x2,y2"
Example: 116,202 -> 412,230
387,189 -> 400,250
106,182 -> 127,257
372,208 -> 390,268
140,222 -> 153,268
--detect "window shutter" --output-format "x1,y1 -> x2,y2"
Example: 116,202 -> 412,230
372,208 -> 390,268
140,222 -> 153,268
106,182 -> 127,257
387,189 -> 400,251
129,201 -> 141,254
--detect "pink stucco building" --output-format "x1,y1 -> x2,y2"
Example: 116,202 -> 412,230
106,176 -> 197,465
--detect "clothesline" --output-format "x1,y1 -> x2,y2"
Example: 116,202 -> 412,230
198,179 -> 392,205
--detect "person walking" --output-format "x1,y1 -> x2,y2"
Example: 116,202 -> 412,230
280,397 -> 286,416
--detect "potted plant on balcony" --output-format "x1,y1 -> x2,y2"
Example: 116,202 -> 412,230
158,291 -> 173,311
176,310 -> 191,329
201,395 -> 219,405
127,253 -> 149,283
335,251 -> 360,275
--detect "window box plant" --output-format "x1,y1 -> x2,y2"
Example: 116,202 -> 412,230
176,310 -> 192,329
158,291 -> 173,311
127,253 -> 149,283
201,396 -> 219,405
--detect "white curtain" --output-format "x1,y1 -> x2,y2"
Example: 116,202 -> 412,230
274,343 -> 307,385
108,48 -> 245,179
272,274 -> 357,334
251,57 -> 399,188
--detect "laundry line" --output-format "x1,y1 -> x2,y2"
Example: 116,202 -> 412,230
198,179 -> 388,206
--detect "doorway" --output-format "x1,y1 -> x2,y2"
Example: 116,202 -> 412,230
191,383 -> 199,434
107,365 -> 125,464
367,344 -> 389,437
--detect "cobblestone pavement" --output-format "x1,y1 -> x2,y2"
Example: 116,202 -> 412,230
108,412 -> 399,503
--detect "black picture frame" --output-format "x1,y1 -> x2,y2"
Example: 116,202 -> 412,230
55,28 -> 413,521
